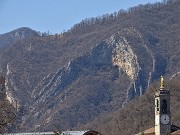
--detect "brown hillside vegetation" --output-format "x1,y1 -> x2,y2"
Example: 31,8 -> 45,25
78,76 -> 180,135
0,100 -> 16,133
0,0 -> 179,132
0,75 -> 16,133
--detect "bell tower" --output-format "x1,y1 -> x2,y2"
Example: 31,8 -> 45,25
155,76 -> 171,135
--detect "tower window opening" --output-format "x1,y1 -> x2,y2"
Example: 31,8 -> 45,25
162,99 -> 167,113
156,99 -> 159,111
156,99 -> 159,107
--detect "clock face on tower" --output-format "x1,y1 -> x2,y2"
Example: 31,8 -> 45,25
161,114 -> 170,124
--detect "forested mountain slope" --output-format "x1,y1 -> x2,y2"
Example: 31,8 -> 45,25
78,76 -> 180,135
0,0 -> 179,132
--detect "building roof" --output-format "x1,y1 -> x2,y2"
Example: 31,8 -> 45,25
143,127 -> 155,134
60,130 -> 101,135
1,130 -> 101,135
135,127 -> 155,135
2,132 -> 55,135
61,131 -> 87,135
135,125 -> 180,135
171,130 -> 180,135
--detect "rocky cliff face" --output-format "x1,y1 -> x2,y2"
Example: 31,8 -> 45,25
11,28 -> 156,131
0,26 -> 170,132
22,39 -> 117,131
1,0 -> 179,132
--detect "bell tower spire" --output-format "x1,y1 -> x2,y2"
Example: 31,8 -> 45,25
155,76 -> 171,135
160,76 -> 164,89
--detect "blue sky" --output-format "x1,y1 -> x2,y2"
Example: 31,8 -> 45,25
0,0 -> 162,34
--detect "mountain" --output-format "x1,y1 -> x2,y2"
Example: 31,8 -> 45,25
77,75 -> 180,135
0,27 -> 39,48
0,27 -> 40,62
0,0 -> 179,133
